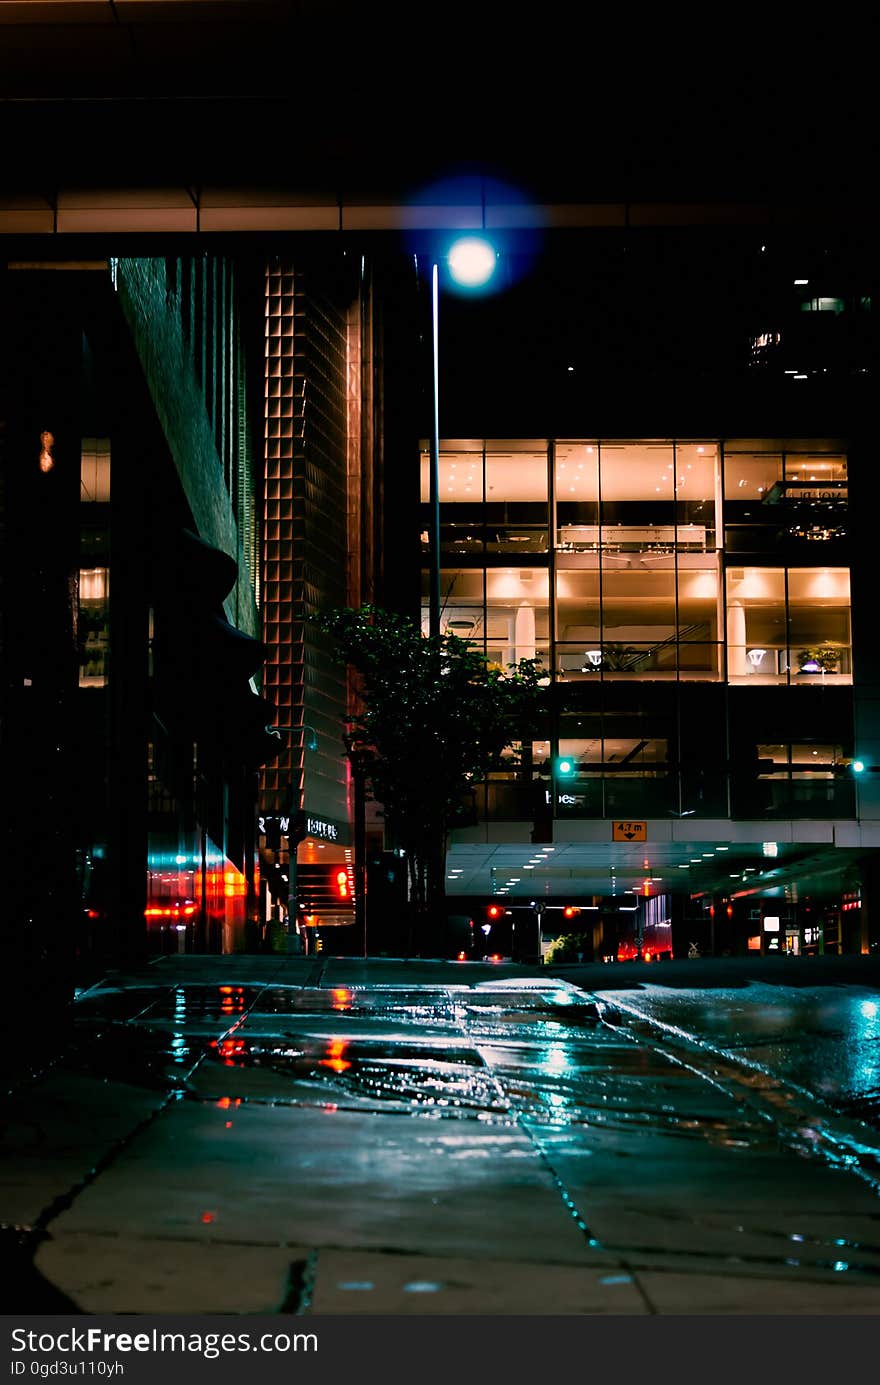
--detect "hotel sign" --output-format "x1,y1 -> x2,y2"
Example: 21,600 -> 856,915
306,816 -> 338,842
258,811 -> 349,846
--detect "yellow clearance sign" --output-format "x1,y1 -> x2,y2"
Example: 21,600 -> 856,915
612,821 -> 647,842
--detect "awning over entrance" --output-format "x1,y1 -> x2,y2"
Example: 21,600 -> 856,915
445,826 -> 875,902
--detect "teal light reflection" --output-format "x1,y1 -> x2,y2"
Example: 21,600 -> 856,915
544,1046 -> 570,1074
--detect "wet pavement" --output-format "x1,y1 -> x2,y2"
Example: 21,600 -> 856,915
592,983 -> 880,1128
4,954 -> 880,1315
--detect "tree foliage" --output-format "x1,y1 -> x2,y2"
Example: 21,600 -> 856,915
311,604 -> 547,920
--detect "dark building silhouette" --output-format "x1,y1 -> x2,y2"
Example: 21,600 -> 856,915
0,258 -> 270,1050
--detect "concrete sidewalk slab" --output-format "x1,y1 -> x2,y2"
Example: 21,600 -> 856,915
0,1072 -> 166,1225
43,1102 -> 604,1267
6,955 -> 880,1315
636,1269 -> 880,1314
36,1233 -> 308,1314
308,1248 -> 648,1315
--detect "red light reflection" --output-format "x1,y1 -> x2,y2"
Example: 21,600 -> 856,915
210,1038 -> 248,1066
320,1038 -> 351,1073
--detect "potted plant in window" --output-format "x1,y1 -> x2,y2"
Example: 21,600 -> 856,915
600,642 -> 639,671
797,645 -> 840,674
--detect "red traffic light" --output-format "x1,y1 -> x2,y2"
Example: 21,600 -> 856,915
487,904 -> 502,919
563,905 -> 580,919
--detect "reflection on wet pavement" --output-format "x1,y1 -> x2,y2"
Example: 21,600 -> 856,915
40,967 -> 880,1302
197,1033 -> 506,1114
68,978 -> 880,1152
596,983 -> 880,1126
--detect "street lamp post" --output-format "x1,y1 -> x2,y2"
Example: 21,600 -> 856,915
429,262 -> 442,639
427,236 -> 498,641
344,733 -> 369,959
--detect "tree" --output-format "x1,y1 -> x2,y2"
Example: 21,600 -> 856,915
311,605 -> 546,950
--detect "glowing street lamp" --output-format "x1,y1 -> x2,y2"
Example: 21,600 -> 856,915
447,237 -> 498,288
428,234 -> 498,638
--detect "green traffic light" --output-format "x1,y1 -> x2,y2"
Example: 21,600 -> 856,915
853,759 -> 866,774
556,757 -> 575,776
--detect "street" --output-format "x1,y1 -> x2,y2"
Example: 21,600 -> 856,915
3,954 -> 880,1315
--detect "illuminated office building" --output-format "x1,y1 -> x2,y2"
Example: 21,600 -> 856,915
422,432 -> 878,956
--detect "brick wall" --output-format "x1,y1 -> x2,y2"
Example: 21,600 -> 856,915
262,262 -> 355,825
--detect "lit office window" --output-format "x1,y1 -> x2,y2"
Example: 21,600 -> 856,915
724,446 -> 847,551
485,441 -> 548,555
726,567 -> 851,685
422,442 -> 550,673
484,567 -> 549,671
723,449 -> 782,500
675,444 -> 718,549
726,567 -> 786,683
78,567 -> 109,687
420,444 -> 483,504
430,567 -> 485,645
555,441 -> 720,680
422,438 -> 847,696
787,568 -> 851,679
555,441 -> 601,675
80,438 -> 111,502
421,442 -> 483,567
426,567 -> 551,672
782,454 -> 848,544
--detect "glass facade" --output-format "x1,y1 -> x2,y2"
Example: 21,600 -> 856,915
726,565 -> 851,685
79,437 -> 111,688
77,566 -> 110,687
421,437 -> 853,821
